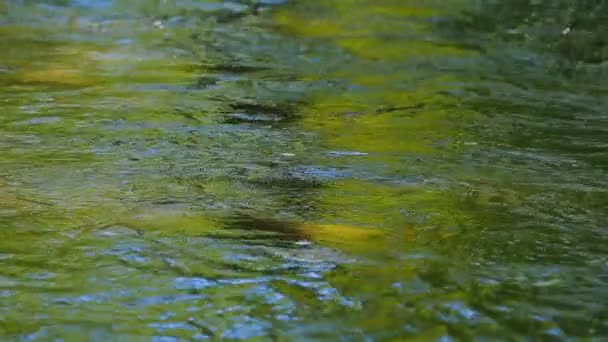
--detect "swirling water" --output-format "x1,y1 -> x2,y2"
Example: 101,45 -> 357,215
0,0 -> 607,340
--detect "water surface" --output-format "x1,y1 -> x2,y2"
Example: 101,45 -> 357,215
1,0 -> 607,339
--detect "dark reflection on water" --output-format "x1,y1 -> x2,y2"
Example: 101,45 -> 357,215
1,0 -> 607,340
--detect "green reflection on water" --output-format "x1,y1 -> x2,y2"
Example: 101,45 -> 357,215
1,0 -> 607,339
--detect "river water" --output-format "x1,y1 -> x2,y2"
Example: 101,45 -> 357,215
1,0 -> 607,340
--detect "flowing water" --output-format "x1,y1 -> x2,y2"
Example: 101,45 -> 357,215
1,0 -> 607,340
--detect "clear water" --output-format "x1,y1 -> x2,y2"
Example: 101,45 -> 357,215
1,0 -> 607,339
